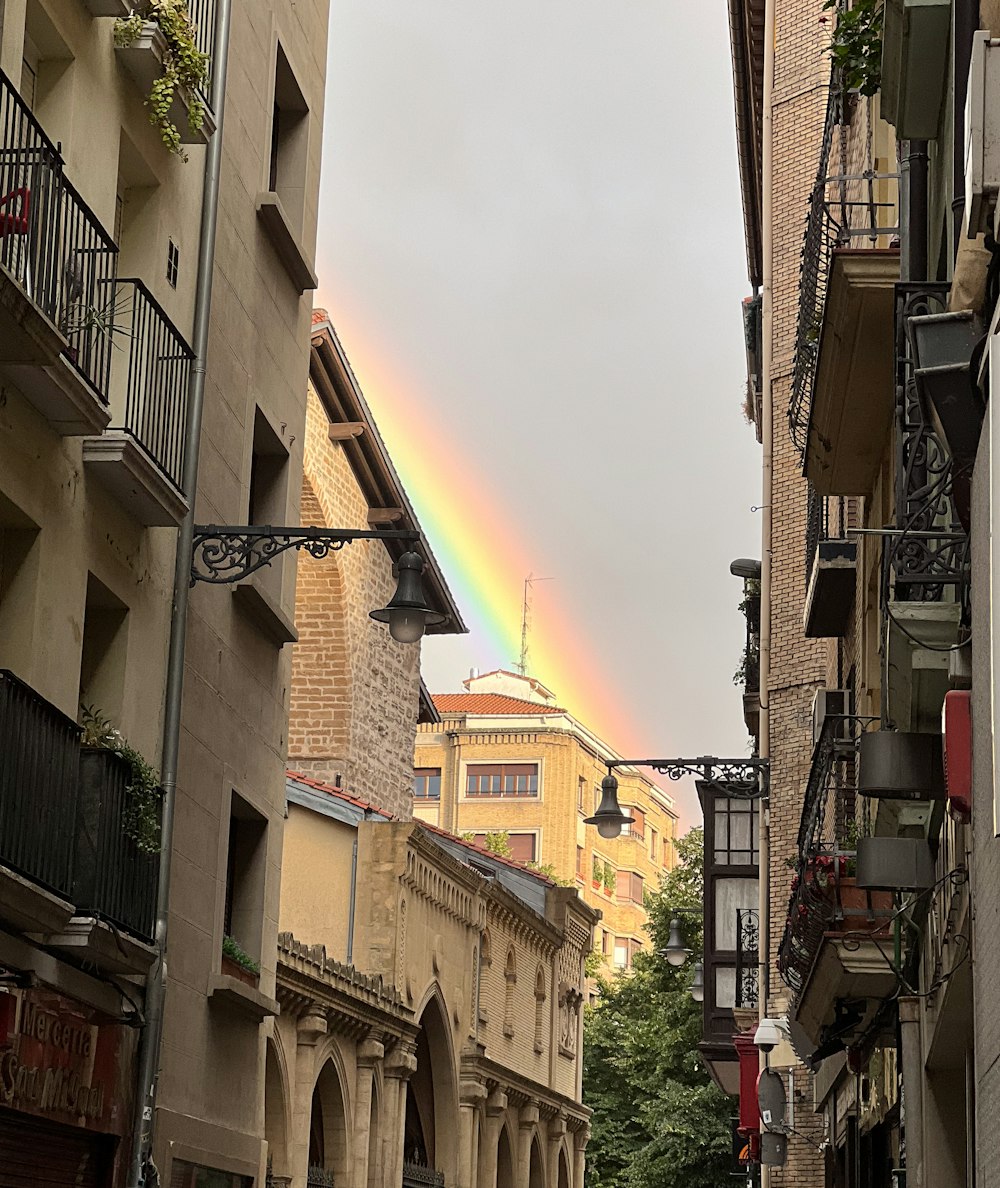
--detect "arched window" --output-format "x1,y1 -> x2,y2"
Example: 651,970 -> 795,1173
533,965 -> 547,1054
503,947 -> 517,1038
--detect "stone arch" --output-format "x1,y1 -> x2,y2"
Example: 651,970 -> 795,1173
288,475 -> 351,767
529,1133 -> 545,1188
406,985 -> 459,1181
481,927 -> 493,968
495,1119 -> 515,1188
309,1054 -> 351,1182
557,1143 -> 571,1188
264,1037 -> 289,1178
366,1068 -> 382,1188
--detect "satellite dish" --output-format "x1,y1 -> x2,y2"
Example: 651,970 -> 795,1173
757,1069 -> 788,1132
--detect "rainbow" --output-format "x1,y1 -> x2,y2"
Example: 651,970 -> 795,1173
315,303 -> 666,765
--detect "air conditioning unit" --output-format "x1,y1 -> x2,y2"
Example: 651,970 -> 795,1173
965,32 -> 1000,237
811,688 -> 847,746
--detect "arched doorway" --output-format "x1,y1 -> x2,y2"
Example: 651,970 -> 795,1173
496,1123 -> 515,1188
263,1041 -> 288,1180
528,1135 -> 545,1188
405,992 -> 458,1181
309,1058 -> 349,1184
367,1079 -> 380,1188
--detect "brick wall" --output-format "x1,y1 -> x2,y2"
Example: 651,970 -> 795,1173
288,382 -> 421,818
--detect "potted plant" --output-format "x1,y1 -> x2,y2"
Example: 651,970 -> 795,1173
221,935 -> 260,987
602,862 -> 616,897
115,0 -> 209,157
592,856 -> 602,889
80,706 -> 162,854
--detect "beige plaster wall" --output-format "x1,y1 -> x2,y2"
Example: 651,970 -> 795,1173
279,803 -> 356,963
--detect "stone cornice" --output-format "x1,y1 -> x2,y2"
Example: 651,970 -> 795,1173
468,1054 -> 591,1129
277,933 -> 416,1040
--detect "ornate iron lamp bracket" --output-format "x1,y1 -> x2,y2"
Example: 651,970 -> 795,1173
190,525 -> 420,585
607,757 -> 769,799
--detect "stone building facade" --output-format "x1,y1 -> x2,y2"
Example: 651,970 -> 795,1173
272,776 -> 596,1188
0,0 -> 327,1183
413,669 -> 677,975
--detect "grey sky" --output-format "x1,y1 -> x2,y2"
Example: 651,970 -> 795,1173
315,2 -> 761,824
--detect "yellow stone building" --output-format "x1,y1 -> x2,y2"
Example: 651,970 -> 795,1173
414,671 -> 678,973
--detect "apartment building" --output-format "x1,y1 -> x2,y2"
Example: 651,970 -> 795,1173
413,669 -> 677,974
726,2 -> 992,1186
0,0 -> 328,1184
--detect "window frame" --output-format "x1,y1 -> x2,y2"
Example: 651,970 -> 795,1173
461,759 -> 542,800
413,767 -> 442,800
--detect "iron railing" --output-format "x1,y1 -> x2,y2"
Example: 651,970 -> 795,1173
402,1164 -> 445,1188
788,71 -> 901,453
735,908 -> 759,1009
74,749 -> 160,942
0,670 -> 80,900
889,283 -> 970,606
186,0 -> 218,100
738,582 -> 760,694
306,1169 -> 335,1188
0,68 -> 117,399
106,278 -> 193,490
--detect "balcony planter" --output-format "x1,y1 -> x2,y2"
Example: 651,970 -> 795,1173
221,953 -> 259,988
856,836 -> 935,890
833,878 -> 894,931
910,309 -> 986,473
858,730 -> 944,799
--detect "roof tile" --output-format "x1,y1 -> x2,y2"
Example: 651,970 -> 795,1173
431,693 -> 565,716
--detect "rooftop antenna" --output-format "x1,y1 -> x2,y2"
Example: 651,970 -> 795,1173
517,573 -> 553,676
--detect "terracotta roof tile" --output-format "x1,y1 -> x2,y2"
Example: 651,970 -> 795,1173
431,693 -> 565,716
286,771 -> 398,818
311,308 -> 329,326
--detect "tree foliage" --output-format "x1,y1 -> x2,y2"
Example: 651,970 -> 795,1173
583,829 -> 733,1188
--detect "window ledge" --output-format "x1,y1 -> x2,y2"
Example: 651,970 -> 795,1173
42,916 -> 156,977
116,23 -> 216,146
256,193 -> 319,293
208,972 -> 279,1021
233,576 -> 298,646
80,0 -> 130,15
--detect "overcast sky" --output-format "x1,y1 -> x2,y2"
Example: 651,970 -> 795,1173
314,2 -> 761,825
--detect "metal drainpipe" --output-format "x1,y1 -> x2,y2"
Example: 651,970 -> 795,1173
759,0 -> 775,1176
126,1 -> 233,1183
898,997 -> 924,1188
953,1 -> 981,252
903,139 -> 930,282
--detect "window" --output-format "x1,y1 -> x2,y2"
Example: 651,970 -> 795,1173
466,763 -> 538,797
619,806 -> 645,838
503,948 -> 516,1037
601,929 -> 610,956
577,776 -> 585,814
171,1162 -> 252,1188
649,828 -> 658,863
268,45 -> 309,231
413,768 -> 441,799
576,846 -> 585,879
472,832 -> 536,864
533,966 -> 546,1054
714,797 -> 760,865
613,940 -> 629,969
224,792 -> 268,966
166,238 -> 179,288
78,574 -> 129,722
616,870 -> 644,905
249,407 -> 289,526
0,494 -> 40,677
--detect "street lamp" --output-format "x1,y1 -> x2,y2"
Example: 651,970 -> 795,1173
189,526 -> 447,642
689,961 -> 705,1003
584,773 -> 634,838
663,918 -> 691,967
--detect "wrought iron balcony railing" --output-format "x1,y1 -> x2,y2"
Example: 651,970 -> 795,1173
735,907 -> 759,1009
75,748 -> 160,942
106,278 -> 193,491
187,0 -> 218,100
306,1168 -> 335,1188
889,283 -> 970,606
787,70 -> 900,454
0,68 -> 118,399
402,1164 -> 444,1188
0,670 -> 80,900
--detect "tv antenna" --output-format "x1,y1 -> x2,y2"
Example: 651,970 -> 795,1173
517,574 -> 554,676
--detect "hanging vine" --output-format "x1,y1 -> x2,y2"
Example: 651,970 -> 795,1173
115,0 -> 209,157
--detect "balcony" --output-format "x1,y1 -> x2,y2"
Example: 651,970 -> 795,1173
0,70 -> 117,434
402,1163 -> 444,1188
0,670 -> 79,931
54,747 -> 160,968
83,279 -> 193,525
788,75 -> 900,491
737,580 -> 760,738
777,719 -> 899,1058
0,671 -> 160,967
803,487 -> 856,638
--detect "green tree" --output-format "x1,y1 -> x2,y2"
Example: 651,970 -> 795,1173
583,829 -> 732,1188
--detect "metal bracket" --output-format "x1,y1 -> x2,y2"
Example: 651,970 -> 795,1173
607,757 -> 769,798
190,525 -> 420,585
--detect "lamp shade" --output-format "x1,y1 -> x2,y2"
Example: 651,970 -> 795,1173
369,551 -> 447,642
689,961 -> 705,1003
662,918 -> 689,967
584,773 -> 634,839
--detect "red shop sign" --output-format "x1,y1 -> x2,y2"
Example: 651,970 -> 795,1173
0,985 -> 134,1135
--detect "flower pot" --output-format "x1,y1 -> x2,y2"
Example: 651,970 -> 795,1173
221,954 -> 259,987
834,878 -> 893,932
